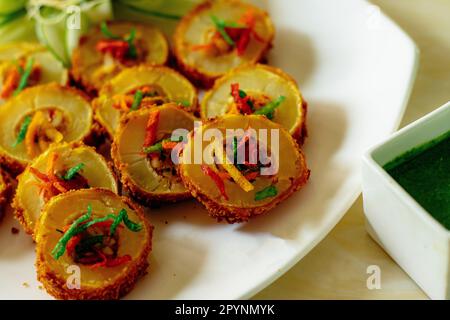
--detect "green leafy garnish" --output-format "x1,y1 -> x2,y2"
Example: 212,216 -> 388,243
210,15 -> 236,46
143,140 -> 163,154
130,90 -> 143,111
52,205 -> 143,260
254,96 -> 286,120
12,115 -> 31,147
143,136 -> 183,154
124,28 -> 137,59
52,204 -> 93,259
254,185 -> 278,201
177,100 -> 191,108
110,209 -> 142,236
100,22 -> 137,59
100,21 -> 121,40
13,57 -> 34,96
63,163 -> 85,181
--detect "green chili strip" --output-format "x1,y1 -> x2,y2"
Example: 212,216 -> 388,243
52,205 -> 143,259
63,163 -> 85,180
52,205 -> 93,259
100,22 -> 137,58
143,136 -> 183,154
210,15 -> 235,46
178,100 -> 191,108
13,57 -> 34,96
125,28 -> 137,58
254,185 -> 278,201
254,96 -> 286,119
12,115 -> 32,147
130,90 -> 143,111
100,22 -> 121,40
110,208 -> 142,236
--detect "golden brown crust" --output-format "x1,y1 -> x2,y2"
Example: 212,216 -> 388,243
201,64 -> 307,143
13,142 -> 118,237
173,0 -> 275,88
179,115 -> 310,223
35,188 -> 153,300
71,22 -> 169,96
0,83 -> 94,175
180,147 -> 310,223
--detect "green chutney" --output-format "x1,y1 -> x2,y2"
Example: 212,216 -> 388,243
384,130 -> 450,229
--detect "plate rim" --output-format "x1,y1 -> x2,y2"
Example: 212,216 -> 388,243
238,0 -> 420,300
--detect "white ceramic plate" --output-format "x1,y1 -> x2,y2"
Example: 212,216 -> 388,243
0,0 -> 418,299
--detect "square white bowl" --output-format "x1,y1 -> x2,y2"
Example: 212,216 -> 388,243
362,101 -> 450,300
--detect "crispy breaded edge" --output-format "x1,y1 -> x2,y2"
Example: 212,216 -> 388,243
0,83 -> 94,177
13,142 -> 118,237
200,64 -> 308,145
111,105 -> 194,206
35,188 -> 153,300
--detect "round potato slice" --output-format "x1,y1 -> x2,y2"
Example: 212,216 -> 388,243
35,188 -> 153,300
13,142 -> 118,235
0,83 -> 93,174
201,64 -> 307,143
112,103 -> 197,204
179,114 -> 310,223
94,65 -> 197,139
0,43 -> 67,103
71,22 -> 169,94
174,0 -> 274,87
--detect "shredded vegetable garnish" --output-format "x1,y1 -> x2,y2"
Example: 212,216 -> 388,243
52,205 -> 142,260
231,83 -> 253,114
254,96 -> 286,119
254,185 -> 278,201
12,115 -> 32,147
143,137 -> 183,154
220,154 -> 254,192
143,110 -> 160,148
130,90 -> 143,111
210,15 -> 239,46
99,22 -> 137,59
52,204 -> 93,259
13,58 -> 34,96
202,164 -> 228,200
110,208 -> 142,235
63,163 -> 85,181
177,100 -> 191,108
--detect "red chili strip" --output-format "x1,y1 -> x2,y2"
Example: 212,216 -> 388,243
201,164 -> 229,200
143,110 -> 160,148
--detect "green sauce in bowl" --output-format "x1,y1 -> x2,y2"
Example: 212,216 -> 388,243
384,130 -> 450,229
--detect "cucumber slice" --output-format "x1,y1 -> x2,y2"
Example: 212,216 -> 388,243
0,14 -> 36,44
35,19 -> 70,67
65,11 -> 90,63
81,0 -> 113,24
0,0 -> 26,16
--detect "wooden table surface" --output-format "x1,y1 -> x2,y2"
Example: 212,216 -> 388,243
254,0 -> 450,300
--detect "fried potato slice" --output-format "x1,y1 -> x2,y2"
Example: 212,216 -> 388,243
112,103 -> 197,204
0,83 -> 93,174
201,64 -> 307,143
173,0 -> 274,87
71,22 -> 169,94
35,188 -> 153,300
94,65 -> 197,139
179,114 -> 310,223
13,142 -> 118,235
